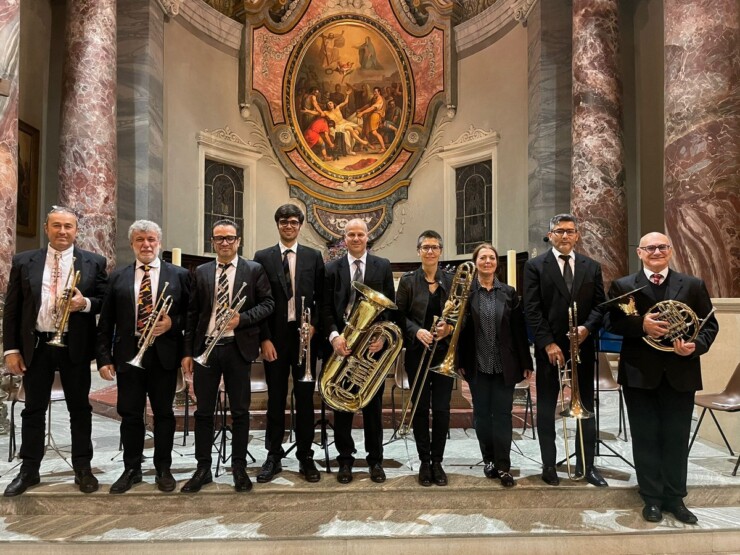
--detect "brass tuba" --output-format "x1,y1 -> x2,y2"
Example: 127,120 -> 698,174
320,282 -> 403,413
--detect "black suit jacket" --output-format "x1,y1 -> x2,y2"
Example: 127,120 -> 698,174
253,244 -> 325,350
321,253 -> 396,338
96,260 -> 191,371
458,280 -> 534,386
395,266 -> 453,352
604,270 -> 718,392
3,246 -> 108,366
183,257 -> 274,363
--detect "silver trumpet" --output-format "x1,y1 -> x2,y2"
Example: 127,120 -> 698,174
127,282 -> 174,369
194,282 -> 247,367
48,259 -> 81,347
297,295 -> 313,382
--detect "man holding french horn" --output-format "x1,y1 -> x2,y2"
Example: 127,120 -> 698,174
96,220 -> 190,493
605,232 -> 718,524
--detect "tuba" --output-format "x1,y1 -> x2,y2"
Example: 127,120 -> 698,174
320,282 -> 403,413
127,282 -> 174,369
48,260 -> 81,348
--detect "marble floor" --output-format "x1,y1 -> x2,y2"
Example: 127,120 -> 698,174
0,373 -> 738,554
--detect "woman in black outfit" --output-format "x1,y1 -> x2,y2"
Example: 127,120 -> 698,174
395,230 -> 454,486
458,243 -> 533,487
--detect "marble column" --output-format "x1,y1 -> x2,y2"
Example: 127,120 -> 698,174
664,0 -> 740,298
571,0 -> 626,288
0,1 -> 20,293
58,0 -> 117,269
527,0 -> 573,254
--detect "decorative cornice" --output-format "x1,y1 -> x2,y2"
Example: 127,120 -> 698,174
447,125 -> 500,147
197,126 -> 262,159
712,298 -> 740,313
513,0 -> 537,24
455,0 -> 539,56
156,0 -> 182,17
166,0 -> 243,55
437,125 -> 500,160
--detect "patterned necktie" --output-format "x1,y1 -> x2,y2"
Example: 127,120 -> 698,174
49,251 -> 62,318
283,249 -> 294,300
216,262 -> 231,323
136,265 -> 153,333
346,259 -> 363,318
560,254 -> 573,292
651,273 -> 663,285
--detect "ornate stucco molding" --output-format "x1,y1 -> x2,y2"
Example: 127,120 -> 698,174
160,0 -> 243,55
439,125 -> 501,156
156,0 -> 182,17
197,126 -> 262,158
455,0 -> 539,56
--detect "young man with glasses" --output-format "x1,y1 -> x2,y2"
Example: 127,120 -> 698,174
523,213 -> 607,487
253,205 -> 325,483
605,232 -> 718,524
181,219 -> 274,493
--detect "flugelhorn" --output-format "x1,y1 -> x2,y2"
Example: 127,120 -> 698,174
297,295 -> 313,382
48,259 -> 81,348
194,282 -> 247,367
127,282 -> 174,369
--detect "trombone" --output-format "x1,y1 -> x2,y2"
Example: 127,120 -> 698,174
127,282 -> 174,368
297,296 -> 314,382
194,282 -> 247,367
48,259 -> 81,348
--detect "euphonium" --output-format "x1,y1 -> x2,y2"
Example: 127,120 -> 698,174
127,282 -> 174,369
320,282 -> 403,413
194,282 -> 247,367
297,295 -> 314,382
48,259 -> 81,348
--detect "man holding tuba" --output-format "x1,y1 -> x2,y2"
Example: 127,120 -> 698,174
605,232 -> 718,524
3,206 -> 108,496
96,220 -> 190,493
321,218 -> 396,484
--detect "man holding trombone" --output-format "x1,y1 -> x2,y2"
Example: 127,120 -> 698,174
181,219 -> 274,493
3,206 -> 108,496
96,220 -> 190,493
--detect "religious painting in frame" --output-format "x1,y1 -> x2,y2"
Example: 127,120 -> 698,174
17,120 -> 40,237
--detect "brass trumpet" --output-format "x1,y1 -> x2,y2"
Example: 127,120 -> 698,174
48,260 -> 81,347
127,282 -> 174,369
194,282 -> 247,367
297,295 -> 313,382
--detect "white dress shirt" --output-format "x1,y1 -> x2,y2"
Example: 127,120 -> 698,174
208,254 -> 240,337
280,242 -> 298,322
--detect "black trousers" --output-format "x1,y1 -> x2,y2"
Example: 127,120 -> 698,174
469,371 -> 515,471
264,323 -> 317,462
116,350 -> 177,472
19,338 -> 93,472
535,348 -> 596,469
404,347 -> 453,463
623,376 -> 694,507
193,342 -> 251,469
333,382 -> 385,467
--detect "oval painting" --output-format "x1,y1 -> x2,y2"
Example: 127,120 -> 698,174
286,16 -> 412,182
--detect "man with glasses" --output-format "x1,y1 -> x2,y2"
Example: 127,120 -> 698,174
181,219 -> 274,493
523,213 -> 607,487
253,205 -> 325,483
605,232 -> 718,524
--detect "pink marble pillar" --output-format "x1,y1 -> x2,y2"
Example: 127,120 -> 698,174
571,0 -> 627,289
58,0 -> 117,270
0,1 -> 20,293
664,0 -> 739,298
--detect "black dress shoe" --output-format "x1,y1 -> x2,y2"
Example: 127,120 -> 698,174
3,471 -> 40,497
498,470 -> 515,488
369,463 -> 386,483
431,462 -> 448,486
337,464 -> 353,484
418,462 -> 432,487
155,469 -> 176,493
584,467 -> 608,487
299,459 -> 321,483
483,462 -> 496,479
541,466 -> 560,486
109,468 -> 143,494
233,466 -> 253,492
180,468 -> 213,493
256,459 -> 282,483
75,468 -> 99,494
663,502 -> 698,524
642,504 -> 663,523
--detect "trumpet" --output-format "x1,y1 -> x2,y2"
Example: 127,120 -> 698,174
194,282 -> 247,367
48,260 -> 81,347
127,282 -> 174,368
297,296 -> 314,382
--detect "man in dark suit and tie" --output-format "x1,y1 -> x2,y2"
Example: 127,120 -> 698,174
180,219 -> 274,493
523,213 -> 607,487
321,218 -> 396,484
605,232 -> 718,524
3,206 -> 108,496
96,220 -> 190,493
254,204 -> 325,483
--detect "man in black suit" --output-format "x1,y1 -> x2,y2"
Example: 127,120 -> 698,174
605,232 -> 718,524
523,213 -> 607,487
3,206 -> 108,496
180,219 -> 274,493
254,204 -> 325,483
321,218 -> 396,484
96,220 -> 190,493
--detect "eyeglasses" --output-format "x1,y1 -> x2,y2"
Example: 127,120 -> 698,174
638,244 -> 671,254
278,219 -> 301,228
419,245 -> 441,252
212,235 -> 239,244
550,229 -> 577,237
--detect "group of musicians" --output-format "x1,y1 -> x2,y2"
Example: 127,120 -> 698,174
2,205 -> 718,525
